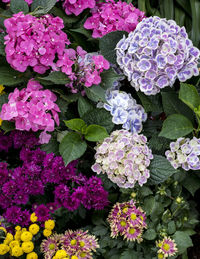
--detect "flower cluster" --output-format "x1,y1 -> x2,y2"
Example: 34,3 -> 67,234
41,229 -> 99,259
107,200 -> 147,242
61,0 -> 96,16
0,80 -> 60,144
4,12 -> 70,73
103,90 -> 147,133
56,46 -> 110,93
84,0 -> 145,38
2,0 -> 32,3
116,16 -> 200,95
92,129 -> 153,188
165,137 -> 200,170
156,236 -> 178,258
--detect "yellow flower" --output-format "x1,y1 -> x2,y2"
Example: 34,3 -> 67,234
0,118 -> 2,127
29,224 -> 40,235
0,244 -> 9,255
71,256 -> 78,259
26,252 -> 38,259
0,227 -> 7,234
15,226 -> 21,231
44,219 -> 55,230
0,85 -> 5,95
21,231 -> 33,242
43,229 -> 52,237
12,246 -> 23,257
22,241 -> 34,253
158,253 -> 164,259
14,231 -> 22,241
54,249 -> 68,258
4,233 -> 13,245
9,240 -> 20,249
30,213 -> 38,223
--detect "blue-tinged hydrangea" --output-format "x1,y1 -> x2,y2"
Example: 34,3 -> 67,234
165,137 -> 200,170
116,16 -> 200,95
92,129 -> 153,188
103,90 -> 147,133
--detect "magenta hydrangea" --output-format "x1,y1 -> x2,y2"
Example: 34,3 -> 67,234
4,12 -> 70,73
116,16 -> 200,95
84,0 -> 145,38
92,129 -> 153,188
0,79 -> 60,144
107,200 -> 147,242
61,0 -> 96,16
55,46 -> 110,93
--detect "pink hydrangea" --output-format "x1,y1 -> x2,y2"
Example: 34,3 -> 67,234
61,0 -> 96,16
84,0 -> 145,38
0,79 -> 60,144
56,46 -> 110,93
4,12 -> 70,74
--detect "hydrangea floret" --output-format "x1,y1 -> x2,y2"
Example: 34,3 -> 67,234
103,90 -> 147,133
56,46 -> 110,93
4,12 -> 70,73
0,80 -> 60,144
107,200 -> 147,242
156,236 -> 178,258
84,0 -> 145,38
61,0 -> 96,16
116,16 -> 200,95
92,129 -> 153,188
165,137 -> 200,170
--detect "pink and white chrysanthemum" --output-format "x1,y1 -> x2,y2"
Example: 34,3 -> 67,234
156,236 -> 178,258
41,234 -> 62,259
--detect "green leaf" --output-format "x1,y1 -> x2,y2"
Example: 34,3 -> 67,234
143,229 -> 157,240
163,0 -> 174,19
41,136 -> 59,156
120,249 -> 138,259
59,132 -> 87,166
0,34 -> 5,56
70,27 -> 92,38
0,66 -> 25,86
179,83 -> 200,111
99,31 -> 128,64
149,155 -> 179,184
78,96 -> 93,118
38,72 -> 69,85
1,121 -> 15,133
173,231 -> 193,254
64,118 -> 86,132
85,125 -> 108,142
85,85 -> 106,102
0,93 -> 8,111
51,7 -> 79,24
10,0 -> 29,14
143,196 -> 155,216
182,173 -> 200,196
190,0 -> 200,47
100,68 -> 123,90
31,0 -> 57,14
82,108 -> 114,133
159,114 -> 193,139
168,221 -> 176,234
93,225 -> 107,236
137,92 -> 162,112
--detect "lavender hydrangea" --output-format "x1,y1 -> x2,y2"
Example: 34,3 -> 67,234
104,90 -> 147,133
92,129 -> 153,188
116,16 -> 200,95
165,137 -> 200,170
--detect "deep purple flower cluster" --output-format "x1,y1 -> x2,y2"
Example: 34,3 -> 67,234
4,12 -> 70,73
116,16 -> 200,95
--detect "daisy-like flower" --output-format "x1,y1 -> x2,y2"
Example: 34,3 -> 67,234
156,236 -> 178,258
107,200 -> 147,242
60,229 -> 99,258
41,234 -> 61,259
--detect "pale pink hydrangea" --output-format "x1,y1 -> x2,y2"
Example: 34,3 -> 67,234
84,0 -> 145,38
61,0 -> 96,16
0,79 -> 60,144
4,12 -> 70,74
92,129 -> 153,188
2,0 -> 32,3
55,46 -> 110,93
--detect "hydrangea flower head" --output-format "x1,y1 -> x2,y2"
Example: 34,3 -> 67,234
84,0 -> 145,38
0,79 -> 60,144
4,12 -> 70,73
61,0 -> 96,16
156,236 -> 178,258
60,229 -> 99,258
107,200 -> 146,242
165,137 -> 200,170
92,129 -> 153,188
116,16 -> 200,95
104,90 -> 147,133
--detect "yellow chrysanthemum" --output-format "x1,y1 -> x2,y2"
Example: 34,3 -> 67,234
44,219 -> 55,230
71,256 -> 78,259
29,224 -> 40,235
9,240 -> 20,249
26,251 -> 38,259
0,85 -> 5,95
0,244 -> 9,255
4,233 -> 13,245
30,213 -> 38,223
43,229 -> 52,237
21,231 -> 33,242
14,231 -> 22,241
12,246 -> 23,257
15,226 -> 21,231
54,249 -> 68,258
22,241 -> 34,253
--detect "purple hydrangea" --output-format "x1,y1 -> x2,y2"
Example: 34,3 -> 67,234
92,129 -> 153,188
165,137 -> 200,170
116,16 -> 200,95
103,90 -> 147,133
